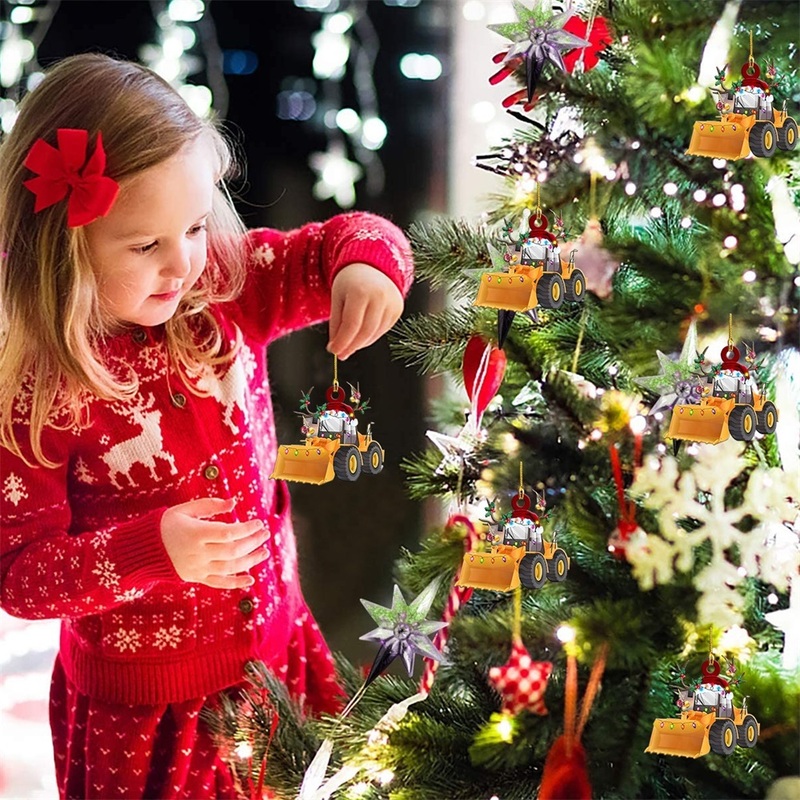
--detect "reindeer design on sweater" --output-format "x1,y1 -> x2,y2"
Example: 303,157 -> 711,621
190,347 -> 251,435
101,393 -> 177,489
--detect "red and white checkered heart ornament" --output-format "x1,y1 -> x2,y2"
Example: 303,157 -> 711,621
488,636 -> 552,715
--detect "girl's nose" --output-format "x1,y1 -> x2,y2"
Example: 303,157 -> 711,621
161,245 -> 192,278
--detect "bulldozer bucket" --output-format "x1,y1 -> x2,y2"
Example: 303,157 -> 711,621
667,406 -> 729,445
457,551 -> 520,592
645,718 -> 710,758
270,443 -> 335,484
686,120 -> 750,160
474,273 -> 536,312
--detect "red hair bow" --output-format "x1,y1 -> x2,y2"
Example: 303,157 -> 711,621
23,128 -> 120,228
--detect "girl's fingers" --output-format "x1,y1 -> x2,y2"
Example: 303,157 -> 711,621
328,296 -> 367,359
339,302 -> 383,360
202,518 -> 266,544
203,574 -> 255,591
174,496 -> 236,519
209,546 -> 269,577
205,525 -> 269,558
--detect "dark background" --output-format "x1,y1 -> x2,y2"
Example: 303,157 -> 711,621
33,0 -> 451,662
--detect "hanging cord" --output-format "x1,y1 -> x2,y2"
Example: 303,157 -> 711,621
519,460 -> 525,500
563,642 -> 610,757
332,354 -> 339,393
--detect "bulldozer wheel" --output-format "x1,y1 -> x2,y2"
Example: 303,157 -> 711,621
537,273 -> 565,310
519,553 -> 547,589
729,405 -> 756,441
736,715 -> 758,749
547,550 -> 569,582
333,446 -> 362,481
362,441 -> 384,474
756,401 -> 777,434
777,118 -> 798,151
709,719 -> 737,756
749,122 -> 777,158
565,269 -> 586,303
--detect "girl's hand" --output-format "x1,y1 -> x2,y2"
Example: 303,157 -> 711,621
160,497 -> 269,590
328,263 -> 404,360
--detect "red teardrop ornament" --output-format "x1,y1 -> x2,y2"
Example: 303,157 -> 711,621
539,735 -> 592,800
462,335 -> 507,419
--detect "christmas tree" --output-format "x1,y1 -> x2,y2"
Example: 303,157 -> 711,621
204,1 -> 799,797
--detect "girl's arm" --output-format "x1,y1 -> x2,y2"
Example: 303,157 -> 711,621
225,211 -> 414,345
1,432 -> 181,620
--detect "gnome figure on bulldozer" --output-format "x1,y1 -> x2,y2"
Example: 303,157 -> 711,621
686,40 -> 797,160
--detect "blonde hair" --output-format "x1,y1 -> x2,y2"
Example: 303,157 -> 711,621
0,53 -> 248,467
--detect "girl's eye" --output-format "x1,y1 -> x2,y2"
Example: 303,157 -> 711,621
133,241 -> 157,254
189,223 -> 207,236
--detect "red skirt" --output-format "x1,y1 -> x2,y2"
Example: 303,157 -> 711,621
50,608 -> 343,799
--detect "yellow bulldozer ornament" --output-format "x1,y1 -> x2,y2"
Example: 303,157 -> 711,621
686,52 -> 797,160
646,657 -> 759,759
475,209 -> 585,347
457,491 -> 569,592
667,343 -> 777,449
270,382 -> 384,485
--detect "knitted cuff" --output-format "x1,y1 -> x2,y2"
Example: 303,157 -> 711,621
107,507 -> 181,587
330,216 -> 414,296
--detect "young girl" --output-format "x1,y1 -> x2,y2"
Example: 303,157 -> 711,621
0,53 -> 413,799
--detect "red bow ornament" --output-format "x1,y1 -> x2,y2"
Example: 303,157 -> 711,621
23,128 -> 120,228
562,15 -> 613,74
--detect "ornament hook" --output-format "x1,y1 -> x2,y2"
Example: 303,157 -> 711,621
332,354 -> 339,393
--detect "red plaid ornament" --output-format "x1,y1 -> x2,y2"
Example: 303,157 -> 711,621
487,636 -> 552,715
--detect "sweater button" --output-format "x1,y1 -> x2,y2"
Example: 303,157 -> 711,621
131,328 -> 147,344
238,597 -> 254,615
171,392 -> 187,408
204,464 -> 220,480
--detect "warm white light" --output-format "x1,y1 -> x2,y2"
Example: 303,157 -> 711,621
312,30 -> 350,80
399,53 -> 442,80
731,183 -> 744,195
179,84 -> 212,117
742,270 -> 757,283
712,158 -> 727,169
361,116 -> 387,150
573,152 -> 584,164
325,11 -> 353,33
723,235 -> 738,249
712,193 -> 727,207
234,741 -> 253,759
663,182 -> 678,196
471,100 -> 496,123
737,566 -> 748,577
631,140 -> 641,149
557,625 -> 576,643
495,716 -> 514,742
0,38 -> 35,88
168,0 -> 204,22
608,365 -> 619,376
630,415 -> 647,435
462,0 -> 486,20
768,592 -> 779,604
625,182 -> 637,195
732,195 -> 746,211
681,217 -> 693,228
376,769 -> 395,786
9,6 -> 34,23
650,206 -> 663,218
590,428 -> 603,441
693,189 -> 707,202
336,107 -> 360,133
685,85 -> 705,103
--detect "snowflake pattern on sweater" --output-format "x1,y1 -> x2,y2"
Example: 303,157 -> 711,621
0,213 -> 414,711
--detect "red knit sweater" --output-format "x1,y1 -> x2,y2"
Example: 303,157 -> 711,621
0,212 -> 414,708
